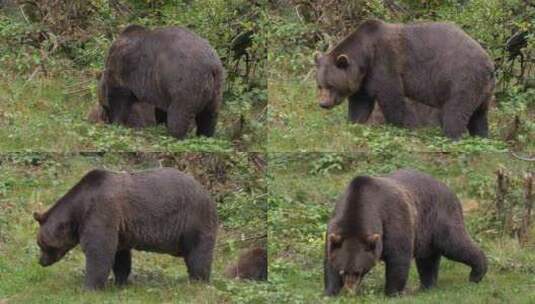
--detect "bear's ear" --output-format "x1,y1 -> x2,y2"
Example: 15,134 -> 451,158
33,212 -> 45,225
313,51 -> 322,65
335,54 -> 349,69
328,233 -> 342,245
365,233 -> 380,251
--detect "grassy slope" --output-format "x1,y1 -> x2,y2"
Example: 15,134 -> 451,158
268,79 -> 533,153
0,1 -> 267,153
0,154 -> 268,303
0,73 -> 265,153
268,152 -> 535,303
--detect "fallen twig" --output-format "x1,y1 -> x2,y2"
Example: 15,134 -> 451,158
65,86 -> 91,95
26,66 -> 41,82
511,151 -> 535,162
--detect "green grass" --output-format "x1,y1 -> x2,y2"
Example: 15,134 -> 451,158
267,79 -> 533,153
267,152 -> 535,303
0,73 -> 265,153
0,153 -> 268,303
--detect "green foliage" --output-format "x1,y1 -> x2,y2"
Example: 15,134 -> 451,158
310,154 -> 345,175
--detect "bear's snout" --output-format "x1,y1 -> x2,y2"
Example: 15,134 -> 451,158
319,102 -> 334,109
343,272 -> 362,293
39,255 -> 54,267
318,89 -> 336,109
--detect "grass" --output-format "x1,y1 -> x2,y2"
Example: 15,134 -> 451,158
267,152 -> 535,303
0,153 -> 268,303
0,72 -> 265,153
267,78 -> 534,153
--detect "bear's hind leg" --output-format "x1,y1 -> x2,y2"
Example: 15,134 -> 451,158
441,89 -> 483,139
441,107 -> 469,140
384,255 -> 411,296
113,250 -> 131,286
195,106 -> 218,137
416,254 -> 441,290
167,102 -> 192,139
467,102 -> 489,137
438,230 -> 487,283
184,235 -> 215,282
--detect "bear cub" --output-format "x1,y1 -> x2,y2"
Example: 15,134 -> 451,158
34,168 -> 218,290
225,247 -> 267,281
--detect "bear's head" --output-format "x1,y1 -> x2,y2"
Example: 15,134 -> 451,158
327,232 -> 381,293
33,212 -> 78,267
314,51 -> 368,109
314,20 -> 383,109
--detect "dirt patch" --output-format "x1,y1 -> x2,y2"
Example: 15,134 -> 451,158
463,199 -> 480,213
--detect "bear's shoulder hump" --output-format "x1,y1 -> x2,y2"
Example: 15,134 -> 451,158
121,24 -> 148,36
82,169 -> 111,185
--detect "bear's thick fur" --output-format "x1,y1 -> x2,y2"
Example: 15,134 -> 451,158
100,25 -> 223,138
324,169 -> 487,297
34,168 -> 218,290
224,247 -> 267,281
315,20 -> 495,139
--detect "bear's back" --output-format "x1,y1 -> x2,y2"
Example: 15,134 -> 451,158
126,168 -> 213,207
387,169 -> 462,213
114,168 -> 217,252
402,21 -> 492,67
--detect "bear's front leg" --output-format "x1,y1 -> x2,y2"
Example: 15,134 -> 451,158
113,250 -> 132,286
369,67 -> 408,127
83,248 -> 115,290
384,254 -> 411,297
348,89 -> 375,124
81,229 -> 118,290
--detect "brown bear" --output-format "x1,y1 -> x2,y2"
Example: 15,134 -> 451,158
324,169 -> 487,297
315,19 -> 495,139
33,168 -> 218,290
224,247 -> 267,281
100,25 -> 224,139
